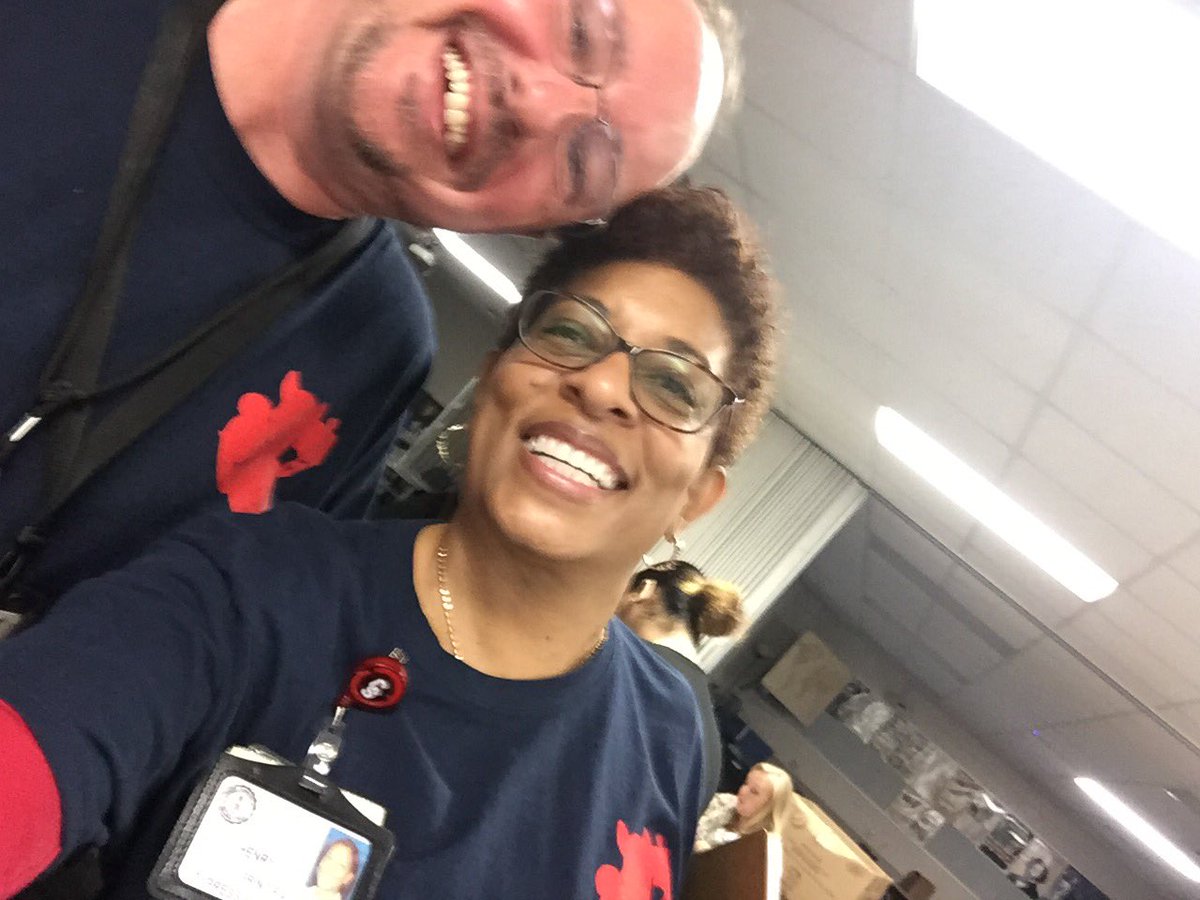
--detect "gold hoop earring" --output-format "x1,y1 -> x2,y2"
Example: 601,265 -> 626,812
435,423 -> 468,474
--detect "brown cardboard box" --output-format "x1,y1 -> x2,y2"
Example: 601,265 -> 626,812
761,632 -> 852,726
779,796 -> 892,900
682,829 -> 782,900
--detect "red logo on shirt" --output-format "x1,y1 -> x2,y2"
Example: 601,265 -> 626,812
595,820 -> 673,900
216,370 -> 340,513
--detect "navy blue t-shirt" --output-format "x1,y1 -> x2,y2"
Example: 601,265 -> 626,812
0,1 -> 435,599
0,507 -> 707,898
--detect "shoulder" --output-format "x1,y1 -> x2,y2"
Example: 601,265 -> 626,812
610,623 -> 705,744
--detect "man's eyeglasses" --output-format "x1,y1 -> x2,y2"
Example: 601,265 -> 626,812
517,290 -> 743,433
552,0 -> 624,224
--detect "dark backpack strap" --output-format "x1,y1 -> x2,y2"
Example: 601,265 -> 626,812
37,0 -> 224,497
0,0 -> 378,619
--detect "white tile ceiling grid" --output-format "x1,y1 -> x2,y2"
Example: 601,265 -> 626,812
701,0 -> 1200,896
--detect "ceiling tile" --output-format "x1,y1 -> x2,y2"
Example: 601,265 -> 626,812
1020,406 -> 1200,556
960,528 -> 1087,626
864,545 -> 934,632
919,603 -> 1004,681
1050,335 -> 1200,510
999,458 -> 1153,583
742,0 -> 900,183
1094,593 -> 1200,703
890,77 -> 1132,321
781,0 -> 915,65
867,499 -> 956,584
1167,534 -> 1200,594
942,566 -> 1044,654
1125,563 -> 1200,646
1060,611 -> 1183,709
1159,702 -> 1200,749
1036,713 -> 1200,796
1090,229 -> 1200,405
949,640 -> 1135,734
881,205 -> 1077,391
695,119 -> 747,185
741,110 -> 892,276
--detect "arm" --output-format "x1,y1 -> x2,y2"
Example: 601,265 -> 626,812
0,512 -> 308,889
0,700 -> 62,895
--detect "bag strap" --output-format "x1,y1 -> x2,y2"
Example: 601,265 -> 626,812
0,0 -> 379,616
29,0 -> 225,489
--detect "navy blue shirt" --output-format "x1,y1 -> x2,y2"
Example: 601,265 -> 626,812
0,507 -> 707,898
1,1 -> 435,599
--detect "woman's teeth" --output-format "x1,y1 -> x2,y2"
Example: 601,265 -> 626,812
524,435 -> 620,491
442,47 -> 470,153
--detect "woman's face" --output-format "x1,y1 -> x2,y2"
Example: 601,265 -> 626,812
464,261 -> 731,565
316,842 -> 356,892
736,769 -> 774,821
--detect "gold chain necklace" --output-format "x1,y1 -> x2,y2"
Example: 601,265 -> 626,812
435,539 -> 607,669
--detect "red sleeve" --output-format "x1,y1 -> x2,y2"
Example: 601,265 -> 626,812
0,698 -> 62,897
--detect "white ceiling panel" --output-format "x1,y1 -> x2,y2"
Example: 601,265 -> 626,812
694,120 -> 747,185
950,639 -> 1136,734
1037,713 -> 1200,795
1090,230 -> 1200,405
999,458 -> 1154,582
1093,593 -> 1200,702
1159,702 -> 1200,748
868,501 -> 956,582
1165,535 -> 1200,593
941,566 -> 1044,653
1050,335 -> 1200,510
738,108 -> 893,276
879,206 -> 1076,391
960,528 -> 1087,625
900,643 -> 966,697
1060,612 -> 1191,709
919,603 -> 1004,681
888,79 -> 1131,322
1019,406 -> 1200,556
782,0 -> 915,65
742,0 -> 900,183
865,545 -> 934,631
1125,564 -> 1200,646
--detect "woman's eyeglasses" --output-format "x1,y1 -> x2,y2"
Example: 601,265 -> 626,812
517,290 -> 743,433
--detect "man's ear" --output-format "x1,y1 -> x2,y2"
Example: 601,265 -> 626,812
678,465 -> 727,527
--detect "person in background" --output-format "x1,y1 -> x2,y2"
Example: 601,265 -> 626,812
693,761 -> 794,853
1,0 -> 736,624
1009,858 -> 1050,899
619,559 -> 743,804
0,185 -> 779,898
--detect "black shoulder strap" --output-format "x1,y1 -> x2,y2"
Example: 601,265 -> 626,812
0,0 -> 379,617
36,0 -> 223,494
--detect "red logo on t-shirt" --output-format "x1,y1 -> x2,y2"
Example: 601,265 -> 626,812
216,370 -> 340,514
595,820 -> 673,900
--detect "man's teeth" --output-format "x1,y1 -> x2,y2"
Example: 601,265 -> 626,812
524,435 -> 620,491
442,47 -> 470,152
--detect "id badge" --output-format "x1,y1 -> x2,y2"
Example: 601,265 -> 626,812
149,651 -> 409,900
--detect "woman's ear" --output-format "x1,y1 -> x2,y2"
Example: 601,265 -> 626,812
678,465 -> 727,526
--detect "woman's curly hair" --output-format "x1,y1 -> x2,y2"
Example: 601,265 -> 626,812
501,185 -> 779,467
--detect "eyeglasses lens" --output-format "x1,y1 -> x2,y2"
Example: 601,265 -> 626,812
519,292 -> 726,432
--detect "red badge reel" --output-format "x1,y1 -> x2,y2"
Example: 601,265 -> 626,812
301,649 -> 408,791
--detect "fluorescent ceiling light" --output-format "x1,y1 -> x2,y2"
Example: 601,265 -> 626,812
914,0 -> 1200,261
874,407 -> 1117,602
1075,777 -> 1200,882
431,229 -> 522,305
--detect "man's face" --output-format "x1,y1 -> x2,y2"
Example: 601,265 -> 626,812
301,0 -> 713,231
